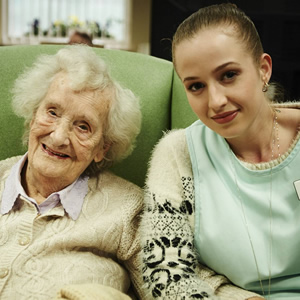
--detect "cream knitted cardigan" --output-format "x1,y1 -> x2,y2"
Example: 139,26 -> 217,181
141,102 -> 300,300
0,156 -> 144,300
141,129 -> 262,300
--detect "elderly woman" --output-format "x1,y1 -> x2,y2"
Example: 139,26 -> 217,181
0,45 -> 143,299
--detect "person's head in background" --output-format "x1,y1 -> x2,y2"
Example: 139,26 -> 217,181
69,31 -> 93,47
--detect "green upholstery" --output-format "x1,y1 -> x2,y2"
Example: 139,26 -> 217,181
0,45 -> 197,187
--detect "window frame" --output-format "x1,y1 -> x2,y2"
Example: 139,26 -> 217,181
1,0 -> 132,49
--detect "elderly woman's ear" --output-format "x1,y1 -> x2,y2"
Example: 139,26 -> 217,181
94,142 -> 111,163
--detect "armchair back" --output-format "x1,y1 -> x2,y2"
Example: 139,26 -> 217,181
0,45 -> 197,187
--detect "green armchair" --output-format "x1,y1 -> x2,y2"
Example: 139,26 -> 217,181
0,45 -> 197,187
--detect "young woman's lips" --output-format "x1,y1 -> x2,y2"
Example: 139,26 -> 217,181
211,110 -> 238,124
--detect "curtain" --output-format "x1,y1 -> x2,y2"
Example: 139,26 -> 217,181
5,0 -> 127,41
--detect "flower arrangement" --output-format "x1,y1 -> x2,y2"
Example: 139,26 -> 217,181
29,15 -> 115,39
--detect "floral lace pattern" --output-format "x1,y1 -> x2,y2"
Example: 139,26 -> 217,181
142,177 -> 216,299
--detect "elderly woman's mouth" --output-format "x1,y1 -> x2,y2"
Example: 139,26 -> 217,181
42,144 -> 70,158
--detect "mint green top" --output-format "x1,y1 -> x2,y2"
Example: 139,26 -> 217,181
186,119 -> 300,299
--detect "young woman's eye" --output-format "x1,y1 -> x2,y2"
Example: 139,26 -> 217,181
188,82 -> 205,92
223,71 -> 237,81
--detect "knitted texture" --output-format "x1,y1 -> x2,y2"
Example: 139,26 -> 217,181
54,284 -> 131,300
0,156 -> 144,300
140,130 -> 262,300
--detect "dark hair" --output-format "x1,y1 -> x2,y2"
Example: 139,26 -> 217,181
69,31 -> 93,47
172,3 -> 284,102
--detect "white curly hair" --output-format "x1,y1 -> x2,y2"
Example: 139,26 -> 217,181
12,45 -> 141,175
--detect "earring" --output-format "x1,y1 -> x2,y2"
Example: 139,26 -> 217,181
262,81 -> 269,92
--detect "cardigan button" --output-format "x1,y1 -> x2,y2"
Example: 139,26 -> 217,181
18,236 -> 31,246
0,268 -> 9,278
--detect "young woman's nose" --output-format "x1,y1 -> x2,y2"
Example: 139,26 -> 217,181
50,121 -> 70,146
207,85 -> 227,110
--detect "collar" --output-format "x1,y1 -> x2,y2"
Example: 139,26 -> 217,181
1,153 -> 89,220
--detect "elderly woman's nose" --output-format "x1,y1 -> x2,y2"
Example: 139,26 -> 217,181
49,121 -> 70,146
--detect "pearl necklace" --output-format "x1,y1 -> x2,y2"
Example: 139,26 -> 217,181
229,109 -> 280,298
272,109 -> 281,159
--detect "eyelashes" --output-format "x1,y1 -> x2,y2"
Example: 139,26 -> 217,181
186,70 -> 239,93
188,82 -> 205,92
222,70 -> 238,81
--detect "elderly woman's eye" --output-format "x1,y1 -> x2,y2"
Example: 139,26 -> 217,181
48,109 -> 57,116
78,124 -> 89,131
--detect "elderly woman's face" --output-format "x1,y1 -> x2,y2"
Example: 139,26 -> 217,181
27,73 -> 109,185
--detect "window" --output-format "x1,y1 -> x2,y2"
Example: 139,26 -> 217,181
1,0 -> 131,49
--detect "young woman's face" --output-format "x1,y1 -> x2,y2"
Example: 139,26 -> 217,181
174,26 -> 272,139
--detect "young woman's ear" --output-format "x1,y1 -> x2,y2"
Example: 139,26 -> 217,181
260,53 -> 272,83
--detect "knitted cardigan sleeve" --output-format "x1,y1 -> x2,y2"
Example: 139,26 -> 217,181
141,130 -> 262,300
54,284 -> 131,300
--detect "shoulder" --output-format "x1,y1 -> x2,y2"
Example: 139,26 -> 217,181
88,171 -> 143,210
274,100 -> 300,109
97,171 -> 142,191
0,155 -> 22,167
273,102 -> 300,150
274,101 -> 300,126
155,128 -> 186,147
149,129 -> 189,166
146,129 -> 193,197
0,156 -> 22,179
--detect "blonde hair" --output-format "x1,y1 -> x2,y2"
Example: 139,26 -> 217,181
172,3 -> 283,102
172,3 -> 263,67
12,45 -> 141,175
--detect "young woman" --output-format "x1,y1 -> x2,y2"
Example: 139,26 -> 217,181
141,3 -> 300,300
